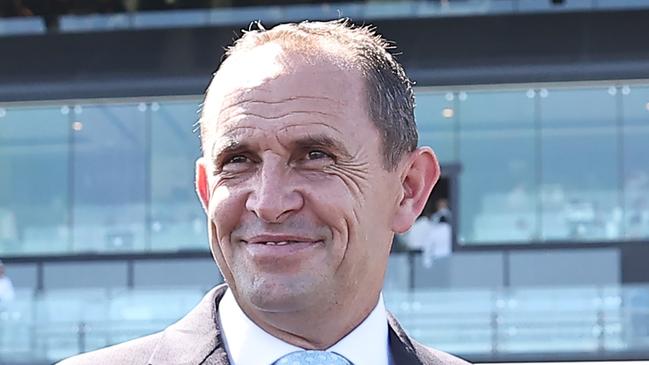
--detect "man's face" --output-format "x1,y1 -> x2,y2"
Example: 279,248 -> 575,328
197,45 -> 403,316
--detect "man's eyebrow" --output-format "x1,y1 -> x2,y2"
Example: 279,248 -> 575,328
210,134 -> 352,162
211,139 -> 250,162
290,135 -> 352,159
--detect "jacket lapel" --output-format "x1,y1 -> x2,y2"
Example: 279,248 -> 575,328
388,311 -> 465,365
147,285 -> 447,365
387,311 -> 424,364
147,284 -> 231,365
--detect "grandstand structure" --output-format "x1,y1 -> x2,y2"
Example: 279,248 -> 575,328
1,1 -> 649,364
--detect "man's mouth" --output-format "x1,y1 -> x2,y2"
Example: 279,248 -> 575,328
254,241 -> 300,246
241,236 -> 325,259
243,235 -> 323,245
244,239 -> 324,246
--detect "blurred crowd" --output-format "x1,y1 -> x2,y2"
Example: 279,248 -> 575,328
0,0 -> 356,18
0,0 -> 361,32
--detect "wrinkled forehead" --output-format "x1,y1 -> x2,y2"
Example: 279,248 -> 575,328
200,44 -> 367,148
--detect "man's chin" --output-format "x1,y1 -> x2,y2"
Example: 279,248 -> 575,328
242,278 -> 324,314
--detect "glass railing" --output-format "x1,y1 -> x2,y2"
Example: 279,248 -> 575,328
1,284 -> 647,363
1,0 -> 649,37
2,81 -> 649,256
0,286 -> 206,363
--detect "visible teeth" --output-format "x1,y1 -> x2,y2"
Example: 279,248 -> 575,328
262,241 -> 291,246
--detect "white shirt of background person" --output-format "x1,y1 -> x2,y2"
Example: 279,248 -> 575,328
0,263 -> 15,303
404,216 -> 434,250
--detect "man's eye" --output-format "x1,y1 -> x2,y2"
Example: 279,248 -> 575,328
224,155 -> 248,165
306,150 -> 331,160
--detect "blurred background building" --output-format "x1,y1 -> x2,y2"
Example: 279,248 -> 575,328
1,0 -> 649,364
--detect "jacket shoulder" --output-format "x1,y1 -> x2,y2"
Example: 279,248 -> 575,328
412,340 -> 472,365
422,346 -> 472,365
56,331 -> 163,365
387,311 -> 471,365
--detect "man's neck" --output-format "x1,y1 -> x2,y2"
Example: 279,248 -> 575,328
237,291 -> 381,349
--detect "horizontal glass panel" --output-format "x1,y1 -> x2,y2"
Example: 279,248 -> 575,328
2,82 -> 649,254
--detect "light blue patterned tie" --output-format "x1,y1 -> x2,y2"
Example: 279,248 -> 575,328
273,350 -> 352,365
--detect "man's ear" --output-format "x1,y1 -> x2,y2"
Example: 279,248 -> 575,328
391,147 -> 440,233
195,157 -> 210,213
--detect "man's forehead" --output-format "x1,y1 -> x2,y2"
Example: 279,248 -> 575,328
216,42 -> 288,87
204,59 -> 362,123
216,120 -> 342,138
211,63 -> 355,103
208,41 -> 361,100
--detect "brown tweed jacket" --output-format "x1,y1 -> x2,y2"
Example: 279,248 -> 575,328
57,284 -> 471,365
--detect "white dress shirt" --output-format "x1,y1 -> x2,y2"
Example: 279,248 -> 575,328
0,276 -> 15,303
219,288 -> 393,365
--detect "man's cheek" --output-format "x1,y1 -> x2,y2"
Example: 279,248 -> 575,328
211,188 -> 250,242
211,185 -> 232,206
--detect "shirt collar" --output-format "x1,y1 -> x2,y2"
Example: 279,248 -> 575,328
219,288 -> 390,365
327,293 -> 391,365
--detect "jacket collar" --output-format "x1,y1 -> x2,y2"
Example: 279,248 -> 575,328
147,284 -> 427,365
147,284 -> 230,365
387,311 -> 429,364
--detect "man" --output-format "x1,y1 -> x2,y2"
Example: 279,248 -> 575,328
60,19 -> 470,365
0,260 -> 15,303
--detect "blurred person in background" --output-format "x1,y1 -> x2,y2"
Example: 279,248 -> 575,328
404,199 -> 452,268
60,19 -> 470,365
404,211 -> 434,251
0,260 -> 15,304
430,199 -> 451,224
426,199 -> 452,266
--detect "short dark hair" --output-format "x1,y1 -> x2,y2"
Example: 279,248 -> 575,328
201,19 -> 418,170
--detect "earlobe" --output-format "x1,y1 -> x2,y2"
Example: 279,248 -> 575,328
195,157 -> 210,213
391,147 -> 440,233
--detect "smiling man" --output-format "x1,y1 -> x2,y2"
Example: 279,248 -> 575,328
60,20 -> 470,365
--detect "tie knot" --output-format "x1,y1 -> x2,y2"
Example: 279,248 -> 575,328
274,350 -> 352,365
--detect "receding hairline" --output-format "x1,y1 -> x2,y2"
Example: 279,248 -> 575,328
217,39 -> 364,83
200,41 -> 371,147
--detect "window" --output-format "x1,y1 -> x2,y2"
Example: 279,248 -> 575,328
415,91 -> 456,163
71,103 -> 147,253
622,86 -> 649,239
150,100 -> 206,251
457,90 -> 536,243
540,87 -> 619,241
0,106 -> 70,255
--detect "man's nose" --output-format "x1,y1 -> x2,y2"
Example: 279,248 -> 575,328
245,161 -> 304,223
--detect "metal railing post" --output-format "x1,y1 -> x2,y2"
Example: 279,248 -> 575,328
491,310 -> 499,357
597,308 -> 606,354
78,321 -> 87,354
